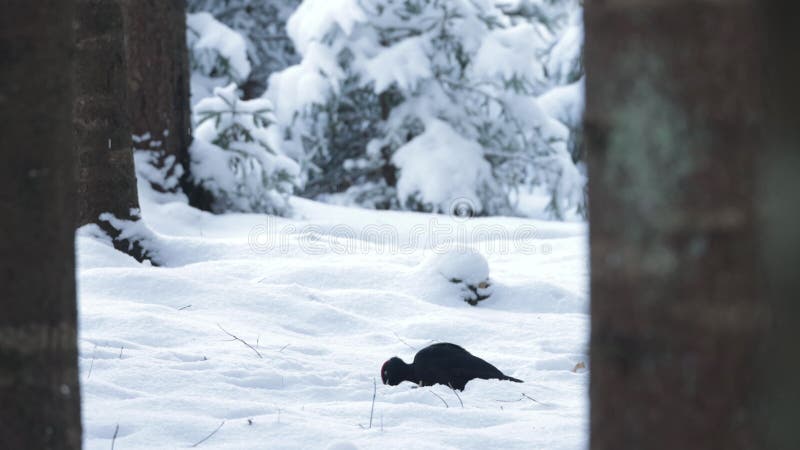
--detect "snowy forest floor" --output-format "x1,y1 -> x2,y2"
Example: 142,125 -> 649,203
77,192 -> 589,449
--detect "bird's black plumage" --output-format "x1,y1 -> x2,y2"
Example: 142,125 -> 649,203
380,343 -> 523,391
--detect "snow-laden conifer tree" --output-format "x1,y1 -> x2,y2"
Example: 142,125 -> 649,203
188,0 -> 301,97
267,0 -> 586,218
185,14 -> 302,215
191,84 -> 300,215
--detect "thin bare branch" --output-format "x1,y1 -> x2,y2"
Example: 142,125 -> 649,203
429,391 -> 449,408
368,378 -> 377,428
110,424 -> 119,450
87,344 -> 98,379
449,385 -> 464,408
495,397 -> 524,403
522,393 -> 544,405
393,332 -> 416,351
217,324 -> 263,358
190,421 -> 225,448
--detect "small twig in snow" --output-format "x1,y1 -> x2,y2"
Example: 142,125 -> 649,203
496,393 -> 546,405
368,378 -> 377,429
189,420 -> 225,448
119,346 -> 124,359
110,424 -> 119,450
178,304 -> 192,310
495,397 -> 524,403
87,344 -> 98,379
522,393 -> 544,405
359,378 -> 378,429
449,385 -> 464,408
393,332 -> 416,351
429,391 -> 449,408
278,344 -> 290,353
217,324 -> 263,358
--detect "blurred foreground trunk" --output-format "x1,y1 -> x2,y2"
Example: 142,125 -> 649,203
585,1 -> 769,448
759,2 -> 800,449
0,2 -> 82,448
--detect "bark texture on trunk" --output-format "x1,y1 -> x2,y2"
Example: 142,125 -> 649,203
74,0 -> 140,226
0,2 -> 82,449
121,0 -> 192,194
585,1 -> 767,449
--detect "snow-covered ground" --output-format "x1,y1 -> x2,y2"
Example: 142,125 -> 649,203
77,194 -> 588,449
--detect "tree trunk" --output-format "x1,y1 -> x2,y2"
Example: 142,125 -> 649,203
74,0 -> 151,261
585,1 -> 767,449
759,3 -> 800,449
74,0 -> 139,225
0,2 -> 82,449
121,0 -> 193,194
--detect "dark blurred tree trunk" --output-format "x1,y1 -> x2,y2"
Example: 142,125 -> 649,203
121,0 -> 193,195
74,0 -> 150,261
0,2 -> 82,449
759,3 -> 800,449
585,1 -> 767,449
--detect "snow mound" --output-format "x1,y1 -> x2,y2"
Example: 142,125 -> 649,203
422,247 -> 489,285
417,247 -> 494,306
